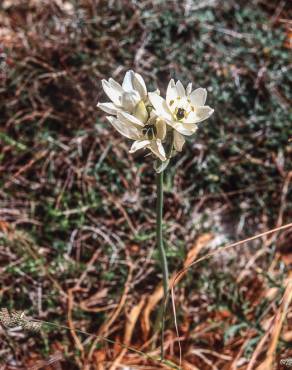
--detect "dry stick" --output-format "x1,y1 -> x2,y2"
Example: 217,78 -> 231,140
171,222 -> 292,291
245,173 -> 292,369
256,278 -> 292,370
170,288 -> 182,369
237,172 -> 291,283
168,222 -> 292,367
246,318 -> 275,370
100,186 -> 137,236
109,296 -> 146,370
67,288 -> 85,365
67,248 -> 103,366
87,261 -> 134,362
4,150 -> 48,189
168,234 -> 213,368
266,171 -> 291,247
230,331 -> 255,370
31,319 -> 180,370
28,352 -> 63,370
22,239 -> 67,298
141,234 -> 213,341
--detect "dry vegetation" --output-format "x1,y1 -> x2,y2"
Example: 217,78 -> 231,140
0,0 -> 291,369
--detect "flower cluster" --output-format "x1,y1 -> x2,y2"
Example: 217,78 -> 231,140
97,70 -> 213,169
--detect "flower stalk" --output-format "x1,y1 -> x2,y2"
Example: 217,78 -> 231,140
156,167 -> 169,360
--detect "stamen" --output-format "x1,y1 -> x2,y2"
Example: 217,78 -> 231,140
142,124 -> 157,140
176,108 -> 186,120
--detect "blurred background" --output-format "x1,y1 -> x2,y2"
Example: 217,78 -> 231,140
0,0 -> 291,369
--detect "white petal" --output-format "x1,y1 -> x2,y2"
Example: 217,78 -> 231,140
133,73 -> 147,100
118,111 -> 145,127
97,102 -> 118,115
106,116 -> 141,140
168,79 -> 176,89
196,106 -> 214,122
180,123 -> 198,135
175,80 -> 186,97
121,91 -> 140,111
165,119 -> 196,136
108,78 -> 123,93
149,139 -> 166,161
153,88 -> 160,95
184,106 -> 213,124
148,93 -> 172,120
189,88 -> 207,106
102,80 -> 121,106
164,119 -> 178,131
129,140 -> 151,153
122,70 -> 134,92
186,82 -> 192,95
157,140 -> 166,159
184,111 -> 199,124
166,79 -> 179,106
155,118 -> 167,140
173,131 -> 185,152
166,79 -> 175,95
177,96 -> 189,110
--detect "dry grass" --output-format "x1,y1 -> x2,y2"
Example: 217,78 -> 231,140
0,0 -> 291,369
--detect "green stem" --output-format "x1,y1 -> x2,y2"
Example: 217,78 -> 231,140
156,169 -> 169,360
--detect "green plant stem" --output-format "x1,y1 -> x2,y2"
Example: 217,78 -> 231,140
156,169 -> 169,360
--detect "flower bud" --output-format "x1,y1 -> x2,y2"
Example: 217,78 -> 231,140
134,100 -> 149,124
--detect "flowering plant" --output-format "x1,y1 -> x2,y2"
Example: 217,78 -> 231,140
98,70 -> 213,171
97,70 -> 213,358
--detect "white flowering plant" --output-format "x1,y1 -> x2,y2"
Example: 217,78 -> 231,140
97,70 -> 213,359
98,70 -> 213,171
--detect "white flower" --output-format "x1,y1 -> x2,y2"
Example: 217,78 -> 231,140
97,70 -> 148,118
148,79 -> 214,150
98,70 -> 168,162
106,111 -> 167,162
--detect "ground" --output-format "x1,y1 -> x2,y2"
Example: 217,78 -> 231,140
0,0 -> 291,369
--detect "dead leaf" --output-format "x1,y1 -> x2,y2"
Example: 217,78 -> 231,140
109,296 -> 145,370
92,349 -> 106,370
256,279 -> 292,370
282,330 -> 292,342
141,233 -> 213,340
0,220 -> 9,234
